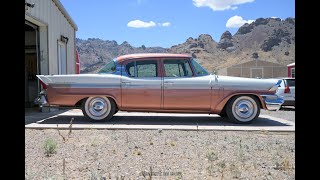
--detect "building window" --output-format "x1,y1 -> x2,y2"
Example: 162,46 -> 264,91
291,68 -> 295,78
58,41 -> 67,74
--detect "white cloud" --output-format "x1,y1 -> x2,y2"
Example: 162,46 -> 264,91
193,0 -> 255,11
127,20 -> 156,28
128,20 -> 171,28
226,15 -> 254,28
161,22 -> 171,27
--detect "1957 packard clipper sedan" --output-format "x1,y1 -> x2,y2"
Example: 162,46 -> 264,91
35,53 -> 283,124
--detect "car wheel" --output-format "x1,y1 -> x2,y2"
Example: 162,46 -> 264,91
82,96 -> 115,121
226,95 -> 260,124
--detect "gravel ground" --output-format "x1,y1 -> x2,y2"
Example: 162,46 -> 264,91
261,106 -> 295,122
25,129 -> 295,179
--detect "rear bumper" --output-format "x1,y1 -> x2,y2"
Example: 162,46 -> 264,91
261,94 -> 284,111
33,90 -> 49,107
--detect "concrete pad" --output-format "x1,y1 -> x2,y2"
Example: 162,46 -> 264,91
25,109 -> 295,132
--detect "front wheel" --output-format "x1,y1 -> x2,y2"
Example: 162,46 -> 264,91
82,96 -> 116,121
226,95 -> 260,124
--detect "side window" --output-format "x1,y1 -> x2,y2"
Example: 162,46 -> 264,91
164,59 -> 193,77
125,60 -> 158,77
126,61 -> 135,77
136,60 -> 157,77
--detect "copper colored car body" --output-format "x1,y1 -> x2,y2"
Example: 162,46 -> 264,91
35,53 -> 283,123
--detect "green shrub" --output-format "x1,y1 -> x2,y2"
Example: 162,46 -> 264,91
44,138 -> 57,156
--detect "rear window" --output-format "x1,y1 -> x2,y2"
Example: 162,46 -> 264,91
286,79 -> 295,87
98,60 -> 116,74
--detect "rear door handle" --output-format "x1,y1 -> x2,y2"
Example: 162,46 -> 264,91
164,81 -> 174,87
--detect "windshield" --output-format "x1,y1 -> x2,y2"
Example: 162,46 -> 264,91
191,58 -> 209,76
98,60 -> 116,74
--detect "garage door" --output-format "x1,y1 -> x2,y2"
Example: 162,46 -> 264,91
251,68 -> 263,78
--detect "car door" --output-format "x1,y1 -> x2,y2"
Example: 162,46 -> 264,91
121,59 -> 162,109
162,58 -> 211,111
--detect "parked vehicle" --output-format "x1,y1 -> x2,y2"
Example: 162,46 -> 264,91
35,53 -> 283,124
276,78 -> 295,107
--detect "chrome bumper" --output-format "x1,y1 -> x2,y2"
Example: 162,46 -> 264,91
261,94 -> 284,111
34,90 -> 48,106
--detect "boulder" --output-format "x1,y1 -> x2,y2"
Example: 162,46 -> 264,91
217,31 -> 234,49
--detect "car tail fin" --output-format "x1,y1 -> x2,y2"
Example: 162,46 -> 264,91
36,75 -> 51,90
39,80 -> 47,89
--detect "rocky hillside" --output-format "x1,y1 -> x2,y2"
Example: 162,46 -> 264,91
76,39 -> 168,73
77,17 -> 295,73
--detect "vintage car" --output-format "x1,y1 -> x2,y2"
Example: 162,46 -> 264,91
35,53 -> 283,124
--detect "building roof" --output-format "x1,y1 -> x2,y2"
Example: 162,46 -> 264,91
52,0 -> 78,31
116,53 -> 191,62
228,59 -> 285,68
287,62 -> 295,67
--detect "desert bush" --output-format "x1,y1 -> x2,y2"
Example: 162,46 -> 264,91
44,138 -> 57,156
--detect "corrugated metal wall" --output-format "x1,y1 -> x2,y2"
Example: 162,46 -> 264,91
227,60 -> 287,78
223,60 -> 287,78
26,0 -> 75,74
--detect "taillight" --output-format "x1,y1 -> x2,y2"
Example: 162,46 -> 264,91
284,86 -> 290,93
40,80 -> 47,90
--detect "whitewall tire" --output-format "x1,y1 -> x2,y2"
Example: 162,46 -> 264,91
226,96 -> 260,124
82,96 -> 115,121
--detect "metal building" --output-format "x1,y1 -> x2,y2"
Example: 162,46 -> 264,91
219,60 -> 288,79
25,0 -> 78,107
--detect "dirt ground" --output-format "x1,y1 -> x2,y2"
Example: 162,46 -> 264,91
25,129 -> 295,179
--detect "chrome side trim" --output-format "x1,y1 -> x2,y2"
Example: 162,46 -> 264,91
261,94 -> 284,111
50,83 -> 120,89
269,80 -> 282,91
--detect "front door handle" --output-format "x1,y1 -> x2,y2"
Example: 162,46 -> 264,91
122,81 -> 131,86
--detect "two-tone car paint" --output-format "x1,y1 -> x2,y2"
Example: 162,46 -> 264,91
36,53 -> 283,123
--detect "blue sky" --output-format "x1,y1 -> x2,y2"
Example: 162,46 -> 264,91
60,0 -> 295,48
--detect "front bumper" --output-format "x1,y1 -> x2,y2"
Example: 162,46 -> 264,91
261,94 -> 284,111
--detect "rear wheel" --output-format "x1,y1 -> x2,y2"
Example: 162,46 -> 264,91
226,95 -> 260,124
82,96 -> 115,121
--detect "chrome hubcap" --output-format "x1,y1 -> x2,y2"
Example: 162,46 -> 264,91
89,98 -> 108,117
234,99 -> 255,120
93,102 -> 104,111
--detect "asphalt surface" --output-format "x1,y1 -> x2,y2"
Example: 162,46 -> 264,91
261,106 -> 295,122
25,108 -> 295,131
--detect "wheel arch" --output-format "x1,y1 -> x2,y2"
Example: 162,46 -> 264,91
75,95 -> 119,110
215,93 -> 266,114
